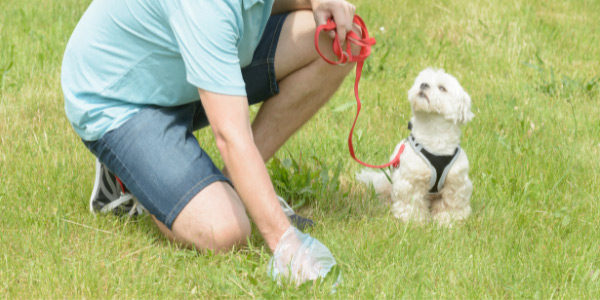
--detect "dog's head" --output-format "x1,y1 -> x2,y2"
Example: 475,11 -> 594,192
407,68 -> 474,124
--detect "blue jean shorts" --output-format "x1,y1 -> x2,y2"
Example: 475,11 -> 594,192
84,13 -> 289,229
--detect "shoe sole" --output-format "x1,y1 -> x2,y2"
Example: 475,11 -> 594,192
289,214 -> 315,231
89,159 -> 103,213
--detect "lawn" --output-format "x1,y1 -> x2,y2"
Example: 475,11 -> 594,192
1,0 -> 599,298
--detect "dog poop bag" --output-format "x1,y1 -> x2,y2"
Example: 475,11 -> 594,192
267,225 -> 340,289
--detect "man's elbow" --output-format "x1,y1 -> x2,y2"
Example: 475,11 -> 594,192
212,124 -> 253,158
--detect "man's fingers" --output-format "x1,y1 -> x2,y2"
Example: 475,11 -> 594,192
314,11 -> 337,39
331,3 -> 355,40
313,1 -> 357,40
314,10 -> 328,27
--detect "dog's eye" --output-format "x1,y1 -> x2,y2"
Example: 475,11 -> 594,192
438,85 -> 447,92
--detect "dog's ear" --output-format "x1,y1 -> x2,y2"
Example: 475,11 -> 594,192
455,91 -> 474,124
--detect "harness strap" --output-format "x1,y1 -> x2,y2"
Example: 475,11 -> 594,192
408,135 -> 461,194
315,16 -> 404,169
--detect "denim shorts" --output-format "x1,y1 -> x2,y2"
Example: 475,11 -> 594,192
84,13 -> 289,229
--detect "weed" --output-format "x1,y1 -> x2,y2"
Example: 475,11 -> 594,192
268,154 -> 342,209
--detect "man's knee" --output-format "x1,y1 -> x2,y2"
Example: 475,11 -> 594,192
178,214 -> 251,253
204,217 -> 251,253
170,182 -> 252,253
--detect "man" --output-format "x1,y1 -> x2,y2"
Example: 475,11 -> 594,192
62,0 -> 356,282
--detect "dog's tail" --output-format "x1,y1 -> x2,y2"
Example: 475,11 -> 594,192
355,169 -> 392,197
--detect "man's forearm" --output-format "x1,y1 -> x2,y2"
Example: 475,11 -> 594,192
218,135 -> 291,252
198,89 -> 292,252
271,0 -> 312,15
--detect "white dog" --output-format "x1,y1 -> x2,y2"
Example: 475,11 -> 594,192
357,68 -> 474,225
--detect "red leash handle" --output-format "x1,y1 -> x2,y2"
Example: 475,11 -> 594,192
315,15 -> 404,169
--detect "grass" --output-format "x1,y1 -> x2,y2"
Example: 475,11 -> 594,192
1,0 -> 600,298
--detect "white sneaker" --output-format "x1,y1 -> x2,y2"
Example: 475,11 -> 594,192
89,159 -> 146,216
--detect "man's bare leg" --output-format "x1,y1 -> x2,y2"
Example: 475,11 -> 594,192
253,10 -> 355,161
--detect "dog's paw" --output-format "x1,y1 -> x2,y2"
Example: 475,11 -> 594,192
432,206 -> 471,227
391,202 -> 431,223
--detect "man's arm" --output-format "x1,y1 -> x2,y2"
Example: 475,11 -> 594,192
198,88 -> 290,252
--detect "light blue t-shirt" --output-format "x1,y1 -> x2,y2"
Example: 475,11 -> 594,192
61,0 -> 274,141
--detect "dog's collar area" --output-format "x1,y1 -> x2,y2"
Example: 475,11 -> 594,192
408,134 -> 461,194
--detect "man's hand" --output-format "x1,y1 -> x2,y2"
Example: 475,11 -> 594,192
268,225 -> 337,285
311,0 -> 356,39
271,0 -> 356,39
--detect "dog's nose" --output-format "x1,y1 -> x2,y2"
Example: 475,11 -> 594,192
420,83 -> 429,90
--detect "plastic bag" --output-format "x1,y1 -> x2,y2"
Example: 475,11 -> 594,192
267,225 -> 338,286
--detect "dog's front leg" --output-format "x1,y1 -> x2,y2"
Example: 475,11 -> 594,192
432,168 -> 473,226
391,179 -> 431,223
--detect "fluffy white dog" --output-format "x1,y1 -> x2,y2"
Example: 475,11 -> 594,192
357,68 -> 474,225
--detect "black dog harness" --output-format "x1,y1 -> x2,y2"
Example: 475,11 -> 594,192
407,132 -> 461,194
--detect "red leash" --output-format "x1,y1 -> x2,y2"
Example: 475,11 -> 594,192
314,15 -> 404,169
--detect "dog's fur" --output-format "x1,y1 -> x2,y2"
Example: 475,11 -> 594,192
356,68 -> 474,225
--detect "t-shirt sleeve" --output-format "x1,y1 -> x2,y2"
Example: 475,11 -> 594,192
168,0 -> 246,96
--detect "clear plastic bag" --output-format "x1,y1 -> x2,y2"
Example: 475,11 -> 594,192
267,225 -> 339,286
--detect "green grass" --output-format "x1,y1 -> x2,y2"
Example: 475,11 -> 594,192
1,0 -> 600,298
